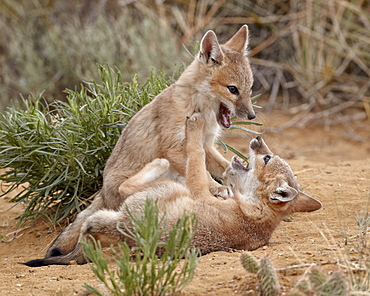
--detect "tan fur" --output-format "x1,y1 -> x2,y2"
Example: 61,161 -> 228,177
23,113 -> 322,266
45,25 -> 256,258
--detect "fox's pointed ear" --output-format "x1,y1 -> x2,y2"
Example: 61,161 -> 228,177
199,30 -> 223,65
224,25 -> 249,55
292,191 -> 322,213
269,182 -> 297,203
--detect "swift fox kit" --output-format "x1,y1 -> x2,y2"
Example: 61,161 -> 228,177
45,25 -> 256,258
24,113 -> 322,266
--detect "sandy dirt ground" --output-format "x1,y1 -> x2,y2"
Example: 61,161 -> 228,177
1,108 -> 369,295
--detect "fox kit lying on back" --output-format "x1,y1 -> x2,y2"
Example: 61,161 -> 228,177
45,25 -> 256,258
24,113 -> 322,266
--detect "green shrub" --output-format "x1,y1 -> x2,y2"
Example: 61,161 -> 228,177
82,199 -> 200,296
0,65 -> 173,224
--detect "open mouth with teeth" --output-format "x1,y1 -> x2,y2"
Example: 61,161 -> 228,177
219,103 -> 231,128
231,156 -> 250,172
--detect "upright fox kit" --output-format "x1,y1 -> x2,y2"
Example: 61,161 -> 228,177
45,25 -> 256,258
24,113 -> 322,266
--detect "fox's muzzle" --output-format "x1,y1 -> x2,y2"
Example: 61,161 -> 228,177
248,113 -> 256,120
236,97 -> 255,120
250,136 -> 272,155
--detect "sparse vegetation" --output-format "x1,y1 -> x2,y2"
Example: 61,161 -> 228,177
346,210 -> 370,293
82,199 -> 200,296
240,252 -> 280,296
240,253 -> 348,296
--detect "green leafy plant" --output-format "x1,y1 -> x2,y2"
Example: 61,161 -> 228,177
0,65 -> 173,224
83,199 -> 200,296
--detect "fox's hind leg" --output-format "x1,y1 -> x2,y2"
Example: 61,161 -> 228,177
118,158 -> 170,197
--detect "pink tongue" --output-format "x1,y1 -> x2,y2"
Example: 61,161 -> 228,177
220,104 -> 231,128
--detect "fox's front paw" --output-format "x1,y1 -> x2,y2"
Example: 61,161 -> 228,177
210,184 -> 234,199
187,112 -> 205,130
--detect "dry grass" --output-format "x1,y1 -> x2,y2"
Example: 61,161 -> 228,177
0,0 -> 368,120
0,0 -> 187,109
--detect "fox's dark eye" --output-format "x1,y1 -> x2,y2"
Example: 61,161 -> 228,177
227,85 -> 239,95
263,155 -> 271,164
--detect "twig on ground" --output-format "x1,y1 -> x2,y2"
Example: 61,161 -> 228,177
277,258 -> 363,272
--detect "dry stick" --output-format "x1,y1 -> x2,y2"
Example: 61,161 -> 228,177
263,105 -> 314,133
254,68 -> 271,91
4,226 -> 31,242
328,0 -> 370,77
249,14 -> 302,57
264,78 -> 369,132
266,69 -> 284,112
296,80 -> 370,128
250,58 -> 288,71
328,112 -> 367,127
179,0 -> 227,45
294,168 -> 315,175
363,97 -> 370,123
280,70 -> 291,109
276,258 -> 361,272
221,12 -> 303,25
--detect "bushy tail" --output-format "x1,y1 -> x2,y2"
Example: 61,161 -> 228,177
21,244 -> 86,267
22,258 -> 70,267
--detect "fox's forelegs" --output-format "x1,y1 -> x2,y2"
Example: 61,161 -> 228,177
186,113 -> 233,199
185,113 -> 210,197
206,148 -> 233,198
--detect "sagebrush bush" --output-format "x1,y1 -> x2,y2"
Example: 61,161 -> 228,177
0,65 -> 174,223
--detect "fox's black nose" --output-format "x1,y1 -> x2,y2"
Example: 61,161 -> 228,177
248,113 -> 256,120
